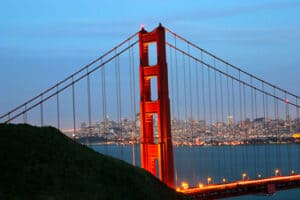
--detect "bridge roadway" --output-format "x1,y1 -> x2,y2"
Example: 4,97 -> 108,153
180,174 -> 300,199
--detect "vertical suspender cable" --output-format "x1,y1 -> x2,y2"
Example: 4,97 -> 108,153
208,67 -> 212,134
183,53 -> 187,136
72,75 -> 76,137
201,51 -> 207,180
274,88 -> 281,173
195,60 -> 202,183
40,94 -> 44,126
56,86 -> 60,130
188,45 -> 193,136
101,60 -> 107,154
231,77 -> 237,180
243,83 -> 248,175
259,82 -> 267,176
265,87 -> 270,177
250,77 -> 256,177
115,50 -> 121,142
129,44 -> 135,166
297,98 -> 300,173
7,113 -> 10,123
175,37 -> 180,122
201,51 -> 206,131
118,54 -> 122,135
182,52 -> 190,181
23,104 -> 27,124
208,65 -> 212,180
131,42 -> 137,166
174,37 -> 180,186
254,88 -> 258,175
226,65 -> 232,181
285,92 -> 291,174
214,60 -> 219,134
262,82 -> 267,176
117,50 -> 123,157
196,61 -> 200,122
169,44 -> 175,120
220,73 -> 225,182
87,69 -> 92,136
238,70 -> 245,174
213,60 -> 219,180
187,45 -> 196,185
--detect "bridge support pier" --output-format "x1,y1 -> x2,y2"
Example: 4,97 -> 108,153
138,24 -> 174,188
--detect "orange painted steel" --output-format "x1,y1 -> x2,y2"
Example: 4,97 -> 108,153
180,174 -> 300,199
138,24 -> 174,188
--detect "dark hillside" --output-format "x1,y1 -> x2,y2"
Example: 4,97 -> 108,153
0,124 -> 186,200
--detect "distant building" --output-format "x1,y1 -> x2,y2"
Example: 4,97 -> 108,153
227,116 -> 233,126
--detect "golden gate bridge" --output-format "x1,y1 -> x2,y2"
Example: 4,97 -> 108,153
1,24 -> 300,199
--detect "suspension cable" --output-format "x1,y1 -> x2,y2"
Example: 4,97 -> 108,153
166,43 -> 300,108
4,41 -> 138,123
165,28 -> 300,99
0,32 -> 139,121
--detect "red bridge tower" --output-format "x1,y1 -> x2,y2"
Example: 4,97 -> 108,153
138,24 -> 174,188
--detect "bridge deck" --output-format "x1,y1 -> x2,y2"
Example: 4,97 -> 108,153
180,174 -> 300,199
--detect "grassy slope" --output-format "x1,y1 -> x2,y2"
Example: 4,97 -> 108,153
0,124 -> 186,200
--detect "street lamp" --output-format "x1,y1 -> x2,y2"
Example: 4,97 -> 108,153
181,182 -> 189,190
207,177 -> 212,184
242,173 -> 247,181
222,178 -> 226,183
275,169 -> 280,176
257,174 -> 262,179
198,183 -> 204,189
291,170 -> 295,175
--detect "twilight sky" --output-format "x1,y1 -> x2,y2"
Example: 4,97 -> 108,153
1,0 -> 300,116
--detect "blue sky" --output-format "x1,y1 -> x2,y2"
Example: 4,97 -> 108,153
1,0 -> 300,116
